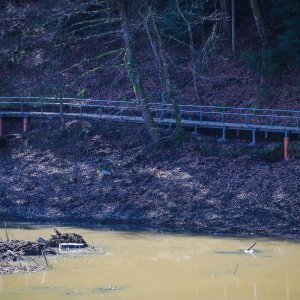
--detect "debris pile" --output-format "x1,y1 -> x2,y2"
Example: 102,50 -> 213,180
0,240 -> 56,261
46,229 -> 88,248
0,228 -> 88,275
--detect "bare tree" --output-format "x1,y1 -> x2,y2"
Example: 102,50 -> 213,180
231,0 -> 235,52
175,0 -> 201,102
249,0 -> 269,87
119,0 -> 159,143
144,1 -> 183,137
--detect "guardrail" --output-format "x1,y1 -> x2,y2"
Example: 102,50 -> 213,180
0,96 -> 299,135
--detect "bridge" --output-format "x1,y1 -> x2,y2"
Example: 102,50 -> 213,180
0,96 -> 299,147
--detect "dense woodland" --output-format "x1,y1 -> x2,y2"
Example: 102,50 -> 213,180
0,0 -> 299,140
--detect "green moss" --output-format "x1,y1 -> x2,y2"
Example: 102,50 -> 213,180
289,141 -> 300,159
77,88 -> 89,99
258,143 -> 283,162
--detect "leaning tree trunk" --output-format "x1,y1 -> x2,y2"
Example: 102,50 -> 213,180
249,0 -> 269,86
175,0 -> 201,102
145,4 -> 183,137
119,0 -> 159,143
249,0 -> 268,47
231,0 -> 235,52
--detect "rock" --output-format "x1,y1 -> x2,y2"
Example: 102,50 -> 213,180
101,170 -> 111,175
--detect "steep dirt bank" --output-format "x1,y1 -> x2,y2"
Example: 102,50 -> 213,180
0,119 -> 299,240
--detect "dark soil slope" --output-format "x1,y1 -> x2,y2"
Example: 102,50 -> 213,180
0,119 -> 299,239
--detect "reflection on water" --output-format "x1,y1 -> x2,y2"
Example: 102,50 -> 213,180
0,225 -> 299,300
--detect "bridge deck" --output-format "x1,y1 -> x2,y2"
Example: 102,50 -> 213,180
1,111 -> 299,134
0,97 -> 299,135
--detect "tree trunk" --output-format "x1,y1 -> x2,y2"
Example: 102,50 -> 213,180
231,0 -> 235,52
119,0 -> 159,143
219,0 -> 230,40
175,0 -> 201,102
249,0 -> 268,47
145,3 -> 183,137
249,0 -> 269,90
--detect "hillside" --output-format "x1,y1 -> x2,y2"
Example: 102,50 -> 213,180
0,1 -> 299,110
0,119 -> 299,239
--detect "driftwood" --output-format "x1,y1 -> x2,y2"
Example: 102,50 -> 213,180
46,229 -> 88,248
0,262 -> 45,275
233,263 -> 239,275
0,240 -> 56,261
0,228 -> 88,275
0,229 -> 88,262
247,242 -> 256,251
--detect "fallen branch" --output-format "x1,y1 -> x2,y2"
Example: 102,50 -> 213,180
233,263 -> 239,275
247,242 -> 256,251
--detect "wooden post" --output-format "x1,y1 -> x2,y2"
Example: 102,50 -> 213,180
284,137 -> 289,161
23,117 -> 29,133
0,117 -> 3,138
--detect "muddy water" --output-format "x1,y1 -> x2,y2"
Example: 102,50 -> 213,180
0,225 -> 299,300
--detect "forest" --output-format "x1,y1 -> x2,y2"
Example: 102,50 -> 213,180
0,1 -> 299,122
0,0 -> 298,141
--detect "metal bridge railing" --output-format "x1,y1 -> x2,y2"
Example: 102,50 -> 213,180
0,96 -> 299,131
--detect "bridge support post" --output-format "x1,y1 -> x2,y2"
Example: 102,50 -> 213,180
236,129 -> 240,138
23,117 -> 29,133
264,131 -> 268,139
284,135 -> 289,161
251,129 -> 256,145
221,127 -> 227,141
0,117 -> 3,138
60,97 -> 65,126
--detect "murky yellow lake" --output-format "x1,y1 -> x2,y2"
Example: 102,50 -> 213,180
0,225 -> 299,300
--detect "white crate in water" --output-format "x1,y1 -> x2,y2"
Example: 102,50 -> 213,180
59,243 -> 85,251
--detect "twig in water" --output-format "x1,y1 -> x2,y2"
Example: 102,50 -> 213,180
247,242 -> 256,251
26,256 -> 40,266
234,264 -> 239,275
8,230 -> 16,240
41,250 -> 49,267
4,222 -> 9,242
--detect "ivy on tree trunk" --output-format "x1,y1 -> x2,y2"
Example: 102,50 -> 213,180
119,0 -> 159,144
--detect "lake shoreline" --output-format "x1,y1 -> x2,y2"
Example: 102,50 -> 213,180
2,218 -> 300,242
1,120 -> 299,241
